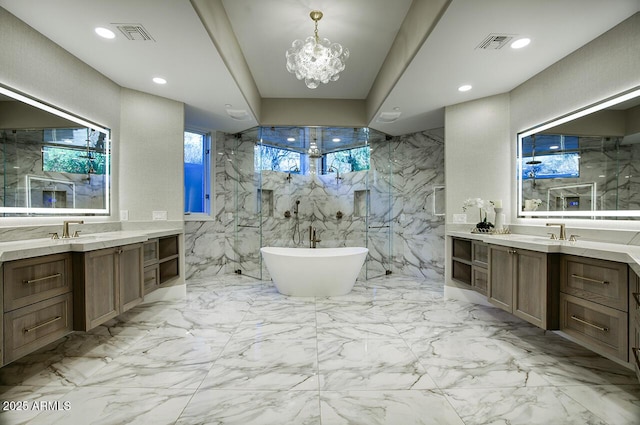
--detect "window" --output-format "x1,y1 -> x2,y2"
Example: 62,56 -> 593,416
522,152 -> 580,180
324,146 -> 370,174
42,146 -> 107,174
255,144 -> 301,173
184,131 -> 211,215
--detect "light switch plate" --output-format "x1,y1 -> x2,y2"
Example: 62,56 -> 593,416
119,210 -> 129,221
152,210 -> 167,220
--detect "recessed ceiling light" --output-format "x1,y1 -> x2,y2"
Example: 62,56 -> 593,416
458,85 -> 472,92
95,27 -> 115,39
287,137 -> 296,142
511,38 -> 531,49
549,145 -> 559,150
332,138 -> 341,142
152,77 -> 167,85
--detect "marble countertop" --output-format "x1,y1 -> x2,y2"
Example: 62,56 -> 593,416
0,229 -> 183,262
447,230 -> 640,276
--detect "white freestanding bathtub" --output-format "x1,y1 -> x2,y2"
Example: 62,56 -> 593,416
260,247 -> 368,297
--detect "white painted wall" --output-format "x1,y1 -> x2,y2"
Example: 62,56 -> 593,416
119,89 -> 185,222
444,93 -> 511,225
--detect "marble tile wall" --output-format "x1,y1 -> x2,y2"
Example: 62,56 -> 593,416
183,128 -> 445,281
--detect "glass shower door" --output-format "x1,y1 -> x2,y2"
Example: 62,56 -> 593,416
365,133 -> 393,279
232,128 -> 262,279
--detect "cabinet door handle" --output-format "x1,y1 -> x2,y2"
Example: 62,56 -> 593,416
23,316 -> 62,333
570,315 -> 609,332
508,249 -> 517,254
570,274 -> 609,285
633,347 -> 640,370
22,273 -> 62,284
633,292 -> 640,307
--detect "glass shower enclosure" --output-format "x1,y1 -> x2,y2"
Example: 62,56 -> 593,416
228,126 -> 393,280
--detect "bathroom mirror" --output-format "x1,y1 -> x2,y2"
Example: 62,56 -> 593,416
518,86 -> 640,219
0,84 -> 110,216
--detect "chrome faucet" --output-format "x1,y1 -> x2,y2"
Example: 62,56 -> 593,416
309,226 -> 321,248
545,223 -> 566,240
62,220 -> 84,238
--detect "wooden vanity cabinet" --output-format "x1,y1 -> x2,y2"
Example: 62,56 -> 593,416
488,245 -> 559,329
2,253 -> 74,365
559,255 -> 630,362
73,243 -> 143,331
451,237 -> 488,295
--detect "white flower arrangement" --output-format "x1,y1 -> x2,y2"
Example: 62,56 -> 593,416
462,198 -> 495,231
462,198 -> 495,220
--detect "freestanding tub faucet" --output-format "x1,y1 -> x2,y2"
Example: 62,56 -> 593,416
309,226 -> 321,248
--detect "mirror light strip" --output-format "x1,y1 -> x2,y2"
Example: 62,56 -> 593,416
520,87 -> 640,138
0,86 -> 109,134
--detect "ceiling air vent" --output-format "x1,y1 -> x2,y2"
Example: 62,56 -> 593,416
114,24 -> 155,41
476,34 -> 514,50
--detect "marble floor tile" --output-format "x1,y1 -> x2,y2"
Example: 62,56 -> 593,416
320,390 -> 464,425
80,334 -> 225,389
0,385 -> 73,425
24,387 -> 194,425
558,384 -> 640,425
0,354 -> 111,387
233,321 -> 317,340
408,334 -> 551,389
316,302 -> 389,324
317,322 -> 403,340
318,338 -> 437,390
516,354 -> 638,386
444,387 -> 610,425
242,299 -> 317,324
175,389 -> 321,425
202,337 -> 319,390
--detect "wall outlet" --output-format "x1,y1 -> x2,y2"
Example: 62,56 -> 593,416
453,213 -> 467,223
119,210 -> 129,221
152,210 -> 167,220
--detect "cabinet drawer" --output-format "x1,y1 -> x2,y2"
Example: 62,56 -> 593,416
4,293 -> 73,364
561,255 -> 628,311
4,253 -> 72,312
560,293 -> 628,361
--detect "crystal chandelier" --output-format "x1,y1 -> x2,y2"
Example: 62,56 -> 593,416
285,10 -> 349,89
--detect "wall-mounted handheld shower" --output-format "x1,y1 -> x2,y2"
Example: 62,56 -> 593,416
292,200 -> 302,245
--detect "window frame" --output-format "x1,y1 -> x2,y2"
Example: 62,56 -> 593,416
183,129 -> 213,221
